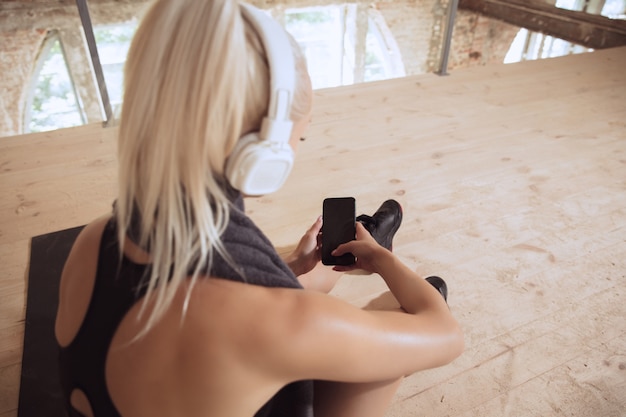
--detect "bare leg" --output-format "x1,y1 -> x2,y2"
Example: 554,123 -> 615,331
314,378 -> 402,417
313,286 -> 405,416
297,262 -> 343,293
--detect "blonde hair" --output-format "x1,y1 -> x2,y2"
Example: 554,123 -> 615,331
116,0 -> 312,336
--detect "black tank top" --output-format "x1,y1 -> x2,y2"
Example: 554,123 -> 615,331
58,193 -> 313,417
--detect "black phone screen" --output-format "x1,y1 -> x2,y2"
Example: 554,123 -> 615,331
322,197 -> 356,265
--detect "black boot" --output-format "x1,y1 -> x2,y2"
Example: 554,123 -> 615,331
425,276 -> 448,302
356,199 -> 402,251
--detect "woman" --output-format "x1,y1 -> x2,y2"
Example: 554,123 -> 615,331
55,1 -> 463,416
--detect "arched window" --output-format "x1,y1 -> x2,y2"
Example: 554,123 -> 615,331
24,32 -> 84,133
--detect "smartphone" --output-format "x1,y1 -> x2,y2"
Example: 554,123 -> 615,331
322,197 -> 356,266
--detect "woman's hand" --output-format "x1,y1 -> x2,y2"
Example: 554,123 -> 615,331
331,222 -> 391,274
284,216 -> 323,276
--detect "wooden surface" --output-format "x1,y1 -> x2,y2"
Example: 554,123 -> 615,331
1,46 -> 625,416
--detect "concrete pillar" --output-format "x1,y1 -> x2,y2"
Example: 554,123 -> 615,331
428,0 -> 449,72
353,2 -> 369,83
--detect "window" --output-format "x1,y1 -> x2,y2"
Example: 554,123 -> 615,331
504,28 -> 591,63
503,0 -> 626,63
22,7 -> 403,133
93,23 -> 137,117
601,0 -> 626,18
284,5 -> 405,89
24,33 -> 84,133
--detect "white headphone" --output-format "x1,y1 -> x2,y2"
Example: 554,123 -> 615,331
225,3 -> 296,196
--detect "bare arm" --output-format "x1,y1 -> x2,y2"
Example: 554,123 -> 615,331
282,216 -> 345,293
240,218 -> 464,383
281,216 -> 322,277
333,222 -> 450,316
262,222 -> 463,384
179,220 -> 463,409
251,284 -> 462,385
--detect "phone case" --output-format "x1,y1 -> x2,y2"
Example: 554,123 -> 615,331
322,197 -> 356,265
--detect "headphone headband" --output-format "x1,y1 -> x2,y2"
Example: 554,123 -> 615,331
239,3 -> 295,143
225,3 -> 298,196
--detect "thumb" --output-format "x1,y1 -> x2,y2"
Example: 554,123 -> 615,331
355,221 -> 371,239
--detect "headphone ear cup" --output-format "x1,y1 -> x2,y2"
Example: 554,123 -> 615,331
225,133 -> 294,196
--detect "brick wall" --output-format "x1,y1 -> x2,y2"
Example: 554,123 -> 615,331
448,11 -> 520,70
374,0 -> 437,75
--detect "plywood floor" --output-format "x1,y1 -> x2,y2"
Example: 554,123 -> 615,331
1,46 -> 625,417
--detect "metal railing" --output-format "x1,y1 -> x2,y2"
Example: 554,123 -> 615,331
75,0 -> 114,127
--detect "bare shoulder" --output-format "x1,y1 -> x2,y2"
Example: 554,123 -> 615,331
55,215 -> 112,347
184,278 -> 463,385
68,215 -> 112,260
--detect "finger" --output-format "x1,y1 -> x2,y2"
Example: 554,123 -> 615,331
331,241 -> 357,257
308,215 -> 323,234
332,265 -> 356,272
331,244 -> 347,256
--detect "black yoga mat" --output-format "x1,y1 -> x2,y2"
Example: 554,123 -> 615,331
19,225 -> 84,417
